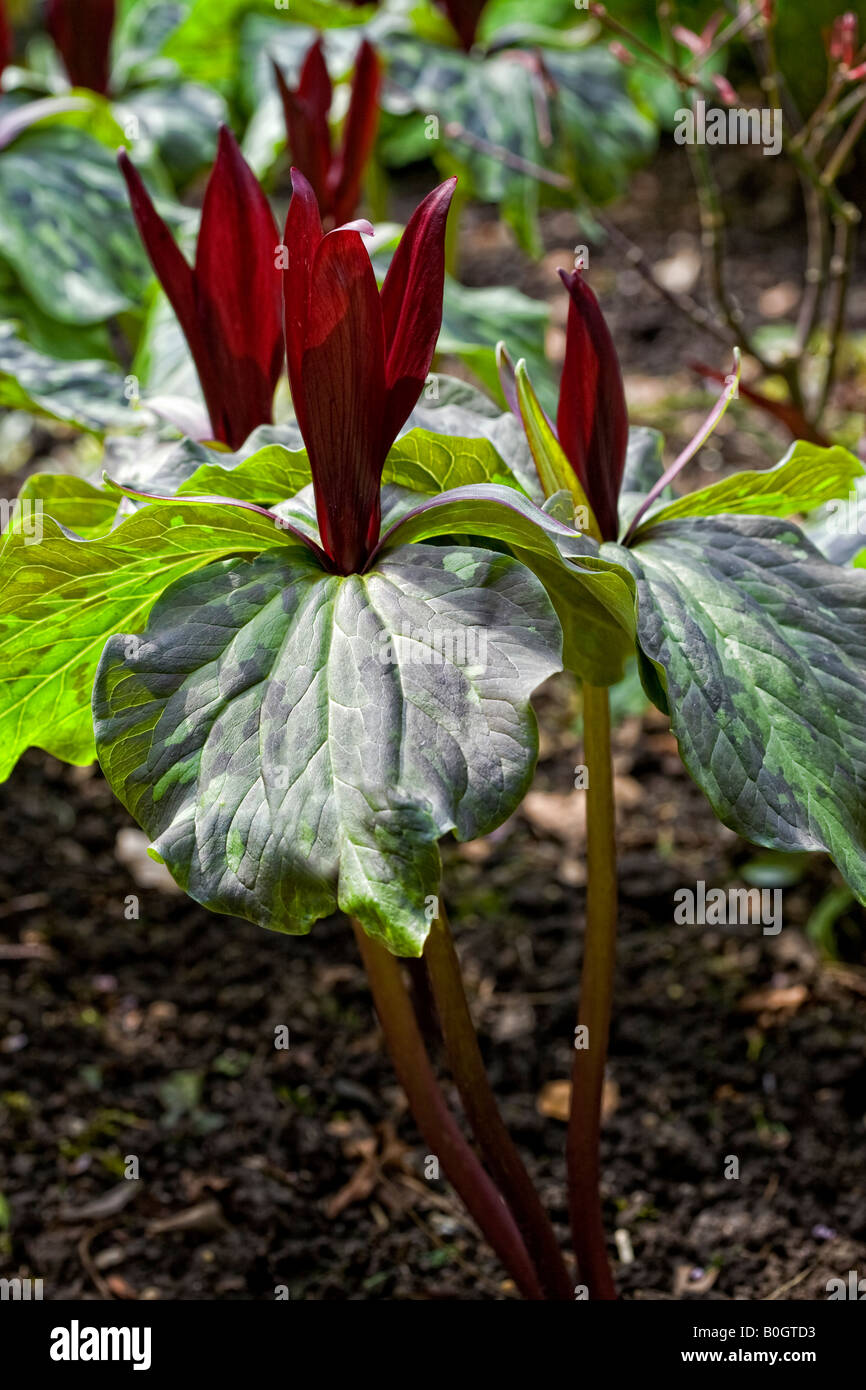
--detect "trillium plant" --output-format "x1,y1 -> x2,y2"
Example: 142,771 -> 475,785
3,163 -> 866,1300
273,37 -> 381,230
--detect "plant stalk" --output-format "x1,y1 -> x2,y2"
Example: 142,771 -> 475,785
351,919 -> 544,1299
424,911 -> 574,1300
567,683 -> 618,1300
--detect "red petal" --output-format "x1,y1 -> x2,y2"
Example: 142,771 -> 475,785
329,39 -> 382,227
0,1 -> 12,77
434,0 -> 487,51
301,227 -> 386,572
379,178 -> 456,452
283,169 -> 324,441
47,0 -> 115,94
556,269 -> 628,543
194,126 -> 283,450
274,39 -> 332,212
119,148 -> 201,357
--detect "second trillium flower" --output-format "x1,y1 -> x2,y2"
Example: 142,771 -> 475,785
282,169 -> 456,574
274,37 -> 381,229
556,269 -> 629,544
119,127 -> 283,451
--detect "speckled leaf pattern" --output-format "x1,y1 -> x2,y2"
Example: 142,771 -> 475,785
0,126 -> 150,324
93,543 -> 562,955
0,502 -> 296,778
0,323 -> 137,432
613,515 -> 866,900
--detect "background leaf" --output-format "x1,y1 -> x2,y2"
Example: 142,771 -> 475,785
613,515 -> 866,901
0,125 -> 150,325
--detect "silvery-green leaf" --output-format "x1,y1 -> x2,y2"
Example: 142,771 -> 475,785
93,542 -> 562,955
0,126 -> 150,324
614,514 -> 866,900
0,322 -> 141,433
378,483 -> 636,685
0,500 -> 300,778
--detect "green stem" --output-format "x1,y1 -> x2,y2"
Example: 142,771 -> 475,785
424,911 -> 574,1300
567,683 -> 618,1300
351,920 -> 544,1300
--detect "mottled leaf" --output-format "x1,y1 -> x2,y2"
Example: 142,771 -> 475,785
0,125 -> 150,324
0,322 -> 139,432
93,542 -> 561,954
613,515 -> 866,900
378,483 -> 636,686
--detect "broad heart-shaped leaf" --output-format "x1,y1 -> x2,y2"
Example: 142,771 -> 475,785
632,441 -> 864,538
611,515 -> 866,901
376,484 -> 636,687
0,125 -> 150,325
0,323 -> 141,433
93,543 -> 562,956
0,502 -> 302,780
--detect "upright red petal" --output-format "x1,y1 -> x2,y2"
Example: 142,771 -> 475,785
0,1 -> 12,77
379,178 -> 456,452
274,39 -> 333,213
194,126 -> 283,450
556,269 -> 628,543
283,170 -> 325,442
300,230 -> 386,573
434,0 -> 488,51
328,39 -> 382,227
47,0 -> 115,95
118,149 -> 202,358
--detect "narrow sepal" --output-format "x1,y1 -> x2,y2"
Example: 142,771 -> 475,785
329,39 -> 382,226
556,268 -> 628,543
301,227 -> 386,572
195,126 -> 283,449
47,0 -> 115,94
380,178 -> 456,452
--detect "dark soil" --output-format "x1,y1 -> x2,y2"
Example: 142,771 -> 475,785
1,674 -> 864,1301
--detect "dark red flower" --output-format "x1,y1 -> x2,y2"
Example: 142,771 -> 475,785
274,38 -> 381,229
47,0 -> 116,96
556,269 -> 628,544
0,1 -> 12,78
283,171 -> 456,574
119,126 -> 284,452
434,0 -> 489,51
